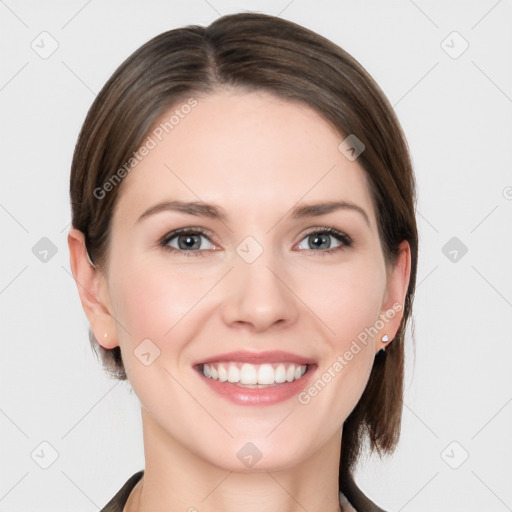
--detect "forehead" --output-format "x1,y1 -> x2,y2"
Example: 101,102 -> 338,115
113,89 -> 376,227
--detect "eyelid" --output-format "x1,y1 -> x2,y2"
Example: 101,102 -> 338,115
299,225 -> 351,241
160,226 -> 219,246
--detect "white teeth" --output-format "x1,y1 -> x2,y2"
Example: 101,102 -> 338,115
240,363 -> 258,384
201,362 -> 308,385
227,365 -> 240,383
217,364 -> 227,382
274,364 -> 287,384
257,364 -> 275,385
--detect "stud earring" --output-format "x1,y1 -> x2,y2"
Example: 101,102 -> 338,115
377,334 -> 391,355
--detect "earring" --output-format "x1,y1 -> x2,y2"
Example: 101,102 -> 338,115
378,334 -> 391,355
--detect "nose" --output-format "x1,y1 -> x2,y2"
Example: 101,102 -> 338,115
220,247 -> 299,333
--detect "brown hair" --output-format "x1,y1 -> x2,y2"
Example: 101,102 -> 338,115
69,12 -> 417,488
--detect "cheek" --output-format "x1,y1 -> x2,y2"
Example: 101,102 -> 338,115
292,260 -> 384,419
293,256 -> 386,345
108,260 -> 210,404
110,257 -> 215,340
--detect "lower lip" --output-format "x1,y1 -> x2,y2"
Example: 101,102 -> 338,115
196,365 -> 317,406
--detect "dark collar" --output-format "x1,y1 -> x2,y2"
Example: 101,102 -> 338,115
100,470 -> 144,512
341,470 -> 388,512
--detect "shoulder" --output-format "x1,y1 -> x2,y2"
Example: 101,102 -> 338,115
100,470 -> 144,512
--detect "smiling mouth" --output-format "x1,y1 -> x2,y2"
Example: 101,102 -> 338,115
194,361 -> 313,387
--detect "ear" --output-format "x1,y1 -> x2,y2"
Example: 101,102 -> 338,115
376,240 -> 412,353
67,227 -> 119,350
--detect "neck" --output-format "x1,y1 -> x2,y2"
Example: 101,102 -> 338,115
129,408 -> 344,512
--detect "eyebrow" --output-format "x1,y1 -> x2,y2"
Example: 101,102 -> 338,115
136,199 -> 370,227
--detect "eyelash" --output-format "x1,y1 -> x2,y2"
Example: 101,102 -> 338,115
159,226 -> 353,258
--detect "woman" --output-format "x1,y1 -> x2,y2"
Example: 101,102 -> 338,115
68,12 -> 417,512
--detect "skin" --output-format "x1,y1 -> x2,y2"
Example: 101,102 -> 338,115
68,88 -> 411,512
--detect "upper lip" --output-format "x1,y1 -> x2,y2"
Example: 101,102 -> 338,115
193,350 -> 317,366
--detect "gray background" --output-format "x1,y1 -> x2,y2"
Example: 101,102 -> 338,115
1,0 -> 511,510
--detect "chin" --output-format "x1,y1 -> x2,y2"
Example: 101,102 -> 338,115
197,436 -> 309,474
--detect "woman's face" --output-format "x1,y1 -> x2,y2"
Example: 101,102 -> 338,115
85,89 -> 409,471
